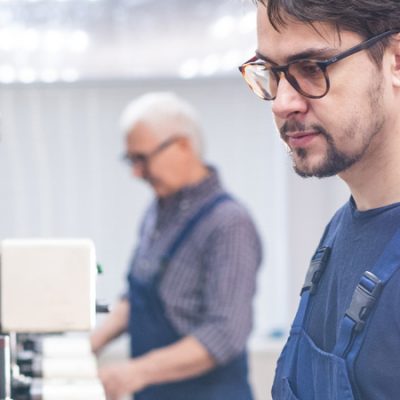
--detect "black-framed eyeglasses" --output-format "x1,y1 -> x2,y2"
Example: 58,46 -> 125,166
122,136 -> 181,167
239,29 -> 400,101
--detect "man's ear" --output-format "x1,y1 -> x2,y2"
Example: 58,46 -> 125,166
177,136 -> 191,149
390,33 -> 400,87
174,136 -> 193,155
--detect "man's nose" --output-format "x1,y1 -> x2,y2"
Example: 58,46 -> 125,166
132,162 -> 145,178
271,76 -> 308,119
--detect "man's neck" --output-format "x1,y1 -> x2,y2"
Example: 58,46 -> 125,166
184,163 -> 210,187
340,132 -> 400,210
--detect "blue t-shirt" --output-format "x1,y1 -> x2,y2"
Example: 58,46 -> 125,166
306,198 -> 400,399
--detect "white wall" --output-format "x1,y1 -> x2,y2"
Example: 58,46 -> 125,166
0,76 -> 349,396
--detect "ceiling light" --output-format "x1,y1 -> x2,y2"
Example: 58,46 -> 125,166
21,28 -> 40,52
67,30 -> 90,53
179,58 -> 200,79
40,69 -> 59,83
60,68 -> 79,82
238,11 -> 256,34
200,54 -> 219,76
18,67 -> 37,84
221,49 -> 241,71
43,30 -> 65,53
210,15 -> 235,39
0,28 -> 14,51
0,65 -> 15,83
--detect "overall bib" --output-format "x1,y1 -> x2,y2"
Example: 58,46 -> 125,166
128,193 -> 253,400
272,226 -> 400,400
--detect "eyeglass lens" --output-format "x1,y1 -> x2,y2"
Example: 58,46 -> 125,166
123,136 -> 180,167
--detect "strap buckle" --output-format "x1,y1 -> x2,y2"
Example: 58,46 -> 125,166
345,271 -> 383,332
302,247 -> 331,295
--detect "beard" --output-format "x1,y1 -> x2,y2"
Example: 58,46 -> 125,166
285,124 -> 366,178
279,79 -> 385,178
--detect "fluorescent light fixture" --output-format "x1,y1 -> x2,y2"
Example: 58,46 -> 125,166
18,67 -> 37,83
60,68 -> 79,82
238,11 -> 256,34
68,30 -> 90,53
179,58 -> 199,79
40,68 -> 59,83
200,54 -> 219,76
0,65 -> 16,83
211,15 -> 235,39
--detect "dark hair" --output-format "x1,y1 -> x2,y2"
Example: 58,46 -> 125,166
256,0 -> 400,64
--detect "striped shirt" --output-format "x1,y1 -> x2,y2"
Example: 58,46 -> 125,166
126,167 -> 262,364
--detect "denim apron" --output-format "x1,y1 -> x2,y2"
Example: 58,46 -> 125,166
128,193 -> 253,400
272,226 -> 400,400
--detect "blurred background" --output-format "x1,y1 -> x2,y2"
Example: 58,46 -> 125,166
0,0 -> 257,82
0,0 -> 349,398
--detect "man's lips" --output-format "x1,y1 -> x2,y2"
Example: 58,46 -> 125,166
286,131 -> 320,148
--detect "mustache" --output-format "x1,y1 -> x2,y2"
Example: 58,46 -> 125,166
279,121 -> 332,142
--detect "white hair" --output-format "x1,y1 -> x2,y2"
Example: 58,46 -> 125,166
119,92 -> 204,156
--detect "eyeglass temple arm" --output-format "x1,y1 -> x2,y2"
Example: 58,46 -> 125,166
319,29 -> 400,67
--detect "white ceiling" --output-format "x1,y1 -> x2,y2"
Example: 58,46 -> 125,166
0,0 -> 257,83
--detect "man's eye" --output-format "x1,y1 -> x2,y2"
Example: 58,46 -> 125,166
296,62 -> 321,77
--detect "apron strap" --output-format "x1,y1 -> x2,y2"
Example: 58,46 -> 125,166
301,215 -> 342,295
293,218 -> 341,328
292,248 -> 331,328
301,246 -> 331,295
334,228 -> 400,385
159,193 -> 233,271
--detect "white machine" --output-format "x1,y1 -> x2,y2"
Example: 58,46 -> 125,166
0,239 -> 106,400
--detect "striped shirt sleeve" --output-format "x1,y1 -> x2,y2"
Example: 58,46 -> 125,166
191,204 -> 262,364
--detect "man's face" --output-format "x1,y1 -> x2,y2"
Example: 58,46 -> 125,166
125,122 -> 187,197
256,7 -> 389,178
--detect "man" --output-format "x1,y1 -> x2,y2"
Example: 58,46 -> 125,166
239,1 -> 400,399
91,92 -> 262,400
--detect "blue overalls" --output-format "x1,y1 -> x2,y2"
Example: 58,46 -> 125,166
272,226 -> 400,399
127,193 -> 253,400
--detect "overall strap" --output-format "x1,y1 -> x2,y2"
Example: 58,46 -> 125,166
160,193 -> 232,268
334,228 -> 400,362
293,218 -> 341,328
293,247 -> 331,328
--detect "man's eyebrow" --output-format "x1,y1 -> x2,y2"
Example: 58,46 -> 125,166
255,47 -> 336,65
